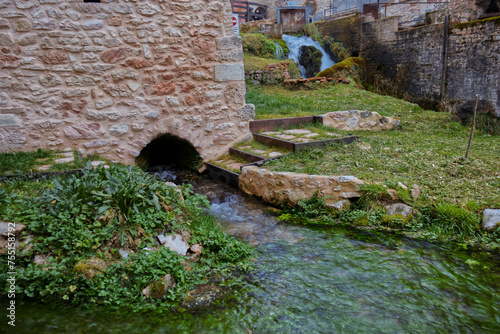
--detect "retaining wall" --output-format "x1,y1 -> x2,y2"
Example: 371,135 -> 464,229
359,16 -> 500,116
239,165 -> 364,207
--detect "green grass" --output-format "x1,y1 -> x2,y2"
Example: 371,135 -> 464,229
0,149 -> 54,174
246,84 -> 500,211
247,84 -> 420,119
0,149 -> 111,175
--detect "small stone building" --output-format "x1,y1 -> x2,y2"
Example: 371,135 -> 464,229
0,0 -> 253,165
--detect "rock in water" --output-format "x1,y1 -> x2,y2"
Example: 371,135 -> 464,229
298,45 -> 322,78
142,274 -> 176,299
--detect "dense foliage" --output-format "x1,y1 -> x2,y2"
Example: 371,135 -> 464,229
0,164 -> 252,312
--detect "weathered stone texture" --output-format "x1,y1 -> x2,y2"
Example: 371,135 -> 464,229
239,166 -> 364,207
0,0 -> 250,163
322,111 -> 400,131
360,15 -> 500,115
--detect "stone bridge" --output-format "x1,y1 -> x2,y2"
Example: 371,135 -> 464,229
0,0 -> 253,166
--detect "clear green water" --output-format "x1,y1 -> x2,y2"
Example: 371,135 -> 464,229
2,175 -> 499,333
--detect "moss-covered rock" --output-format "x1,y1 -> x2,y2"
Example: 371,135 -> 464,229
299,45 -> 323,78
316,57 -> 365,88
74,257 -> 109,279
142,274 -> 176,300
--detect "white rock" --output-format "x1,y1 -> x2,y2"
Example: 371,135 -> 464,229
118,248 -> 130,259
163,234 -> 190,255
397,182 -> 408,190
483,209 -> 500,231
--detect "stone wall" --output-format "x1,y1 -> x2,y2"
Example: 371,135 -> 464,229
359,15 -> 500,115
255,0 -> 331,23
0,0 -> 253,164
322,110 -> 400,131
313,13 -> 363,59
245,62 -> 292,85
381,0 -> 446,25
239,165 -> 364,207
447,17 -> 500,117
448,0 -> 483,23
361,17 -> 445,109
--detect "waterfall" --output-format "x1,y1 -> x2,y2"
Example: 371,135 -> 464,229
282,34 -> 335,78
274,42 -> 285,61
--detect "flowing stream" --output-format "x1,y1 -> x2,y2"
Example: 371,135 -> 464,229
2,167 -> 500,333
282,34 -> 335,78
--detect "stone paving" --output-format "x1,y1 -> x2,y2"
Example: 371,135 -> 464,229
262,128 -> 341,143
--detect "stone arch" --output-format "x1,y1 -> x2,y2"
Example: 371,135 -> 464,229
136,133 -> 202,170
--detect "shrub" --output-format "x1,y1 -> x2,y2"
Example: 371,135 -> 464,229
241,33 -> 278,58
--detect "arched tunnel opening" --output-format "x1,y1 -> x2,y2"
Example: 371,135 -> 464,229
136,134 -> 203,171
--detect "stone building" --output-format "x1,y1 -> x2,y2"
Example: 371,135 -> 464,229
0,0 -> 253,166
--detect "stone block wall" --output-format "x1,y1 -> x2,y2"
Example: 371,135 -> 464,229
0,0 -> 252,164
360,15 -> 500,115
361,18 -> 445,109
381,0 -> 446,24
447,18 -> 500,117
313,13 -> 363,58
448,0 -> 483,23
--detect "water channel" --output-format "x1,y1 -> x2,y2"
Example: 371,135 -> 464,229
2,167 -> 500,333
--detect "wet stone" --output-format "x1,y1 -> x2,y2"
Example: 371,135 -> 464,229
36,165 -> 51,171
54,157 -> 74,164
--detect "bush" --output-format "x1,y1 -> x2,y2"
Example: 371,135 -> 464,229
241,33 -> 278,58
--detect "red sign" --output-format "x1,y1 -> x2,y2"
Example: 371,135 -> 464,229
232,16 -> 237,26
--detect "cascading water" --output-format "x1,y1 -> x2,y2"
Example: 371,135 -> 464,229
273,42 -> 285,61
282,34 -> 335,78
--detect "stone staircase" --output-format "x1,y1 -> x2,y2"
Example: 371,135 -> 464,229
205,116 -> 358,187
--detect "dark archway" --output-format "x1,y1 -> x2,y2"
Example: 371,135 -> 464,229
136,134 -> 203,171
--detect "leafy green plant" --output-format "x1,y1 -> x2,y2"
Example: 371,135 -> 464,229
277,192 -> 334,225
0,164 -> 252,312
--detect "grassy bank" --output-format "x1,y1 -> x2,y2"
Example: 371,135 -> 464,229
0,164 -> 252,312
246,84 -> 500,247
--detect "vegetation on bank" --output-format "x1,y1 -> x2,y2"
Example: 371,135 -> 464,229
246,84 -> 500,248
241,33 -> 301,78
0,164 -> 252,312
0,149 -> 108,175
